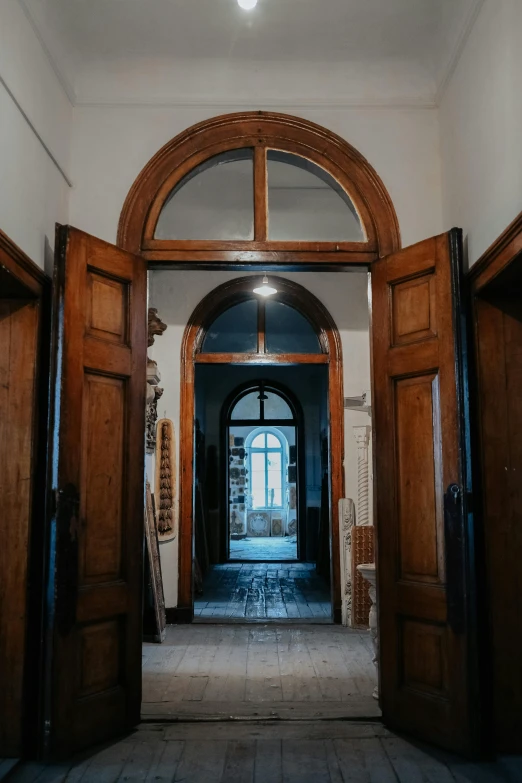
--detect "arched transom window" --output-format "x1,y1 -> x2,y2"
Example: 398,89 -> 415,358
198,290 -> 325,360
119,112 -> 401,267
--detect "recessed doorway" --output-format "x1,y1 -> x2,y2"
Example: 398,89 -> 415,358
193,368 -> 332,622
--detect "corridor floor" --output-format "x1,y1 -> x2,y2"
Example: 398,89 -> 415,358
229,535 -> 298,560
194,561 -> 331,620
9,722 -> 522,782
141,624 -> 379,721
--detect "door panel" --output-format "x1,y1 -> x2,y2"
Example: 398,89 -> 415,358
372,230 -> 474,753
46,226 -> 147,758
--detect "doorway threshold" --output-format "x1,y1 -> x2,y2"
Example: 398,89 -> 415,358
193,617 -> 333,625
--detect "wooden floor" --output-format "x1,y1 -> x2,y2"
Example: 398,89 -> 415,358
229,536 -> 298,560
195,563 -> 331,620
6,722 -> 522,782
142,624 -> 379,720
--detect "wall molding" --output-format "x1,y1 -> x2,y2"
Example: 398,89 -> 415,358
0,74 -> 73,187
16,0 -> 485,112
468,210 -> 522,293
17,0 -> 76,105
435,0 -> 486,104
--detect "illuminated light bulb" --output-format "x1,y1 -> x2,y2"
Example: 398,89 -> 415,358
238,0 -> 258,9
253,274 -> 277,297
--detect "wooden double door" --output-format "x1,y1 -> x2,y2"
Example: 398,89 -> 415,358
43,225 -> 477,758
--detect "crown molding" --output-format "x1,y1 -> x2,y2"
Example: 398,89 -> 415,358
16,0 -> 485,112
435,0 -> 485,104
17,0 -> 76,106
74,95 -> 438,111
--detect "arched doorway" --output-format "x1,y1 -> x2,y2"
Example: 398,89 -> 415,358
42,112 -> 476,757
181,275 -> 344,620
224,382 -> 303,562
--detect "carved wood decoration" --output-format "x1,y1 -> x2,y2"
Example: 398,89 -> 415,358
339,498 -> 356,627
146,308 -> 167,453
155,418 -> 176,542
144,481 -> 166,642
118,111 -> 401,267
351,525 -> 375,628
148,307 -> 167,347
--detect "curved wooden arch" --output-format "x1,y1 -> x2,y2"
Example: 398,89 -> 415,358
178,276 -> 345,621
118,111 -> 401,267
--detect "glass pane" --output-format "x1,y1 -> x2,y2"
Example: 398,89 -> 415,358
155,149 -> 254,240
264,391 -> 294,419
202,300 -> 258,354
251,452 -> 266,508
267,150 -> 364,241
265,301 -> 321,354
266,433 -> 280,448
251,433 -> 265,448
231,391 -> 261,420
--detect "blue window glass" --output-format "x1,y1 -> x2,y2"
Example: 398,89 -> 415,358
265,301 -> 321,354
202,300 -> 258,353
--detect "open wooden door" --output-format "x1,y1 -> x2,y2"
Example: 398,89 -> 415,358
43,226 -> 147,758
371,230 -> 477,754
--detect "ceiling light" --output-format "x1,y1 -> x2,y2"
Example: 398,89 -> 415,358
238,0 -> 258,9
253,274 -> 277,297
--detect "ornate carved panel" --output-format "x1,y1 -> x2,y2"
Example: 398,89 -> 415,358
351,525 -> 374,628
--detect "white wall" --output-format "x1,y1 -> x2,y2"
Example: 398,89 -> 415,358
440,0 -> 522,267
69,105 -> 444,249
149,269 -> 372,607
0,0 -> 72,271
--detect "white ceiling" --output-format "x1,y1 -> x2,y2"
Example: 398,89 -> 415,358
20,0 -> 483,106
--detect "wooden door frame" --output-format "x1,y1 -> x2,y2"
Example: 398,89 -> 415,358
178,276 -> 344,621
0,230 -> 51,758
466,210 -> 522,752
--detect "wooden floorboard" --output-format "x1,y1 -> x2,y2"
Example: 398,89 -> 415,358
9,724 -> 522,782
142,624 -> 379,719
195,563 -> 331,621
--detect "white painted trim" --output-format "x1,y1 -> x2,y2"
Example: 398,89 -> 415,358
0,73 -> 73,187
435,0 -> 486,104
74,97 -> 438,110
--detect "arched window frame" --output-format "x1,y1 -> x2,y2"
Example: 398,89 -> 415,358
245,427 -> 289,510
118,111 -> 401,268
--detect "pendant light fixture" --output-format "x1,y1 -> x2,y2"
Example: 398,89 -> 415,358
253,274 -> 277,297
237,0 -> 257,9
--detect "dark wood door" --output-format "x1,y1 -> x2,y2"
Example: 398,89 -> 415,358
45,227 -> 147,758
371,230 -> 475,754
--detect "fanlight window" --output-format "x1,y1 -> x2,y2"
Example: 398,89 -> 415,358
154,147 -> 365,243
266,150 -> 363,241
155,149 -> 254,241
201,297 -> 322,355
230,389 -> 293,421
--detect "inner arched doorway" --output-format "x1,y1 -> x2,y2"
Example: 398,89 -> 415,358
182,274 -> 344,621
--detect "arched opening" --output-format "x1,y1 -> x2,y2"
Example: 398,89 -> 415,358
225,383 -> 301,562
118,111 -> 400,266
181,274 -> 343,622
